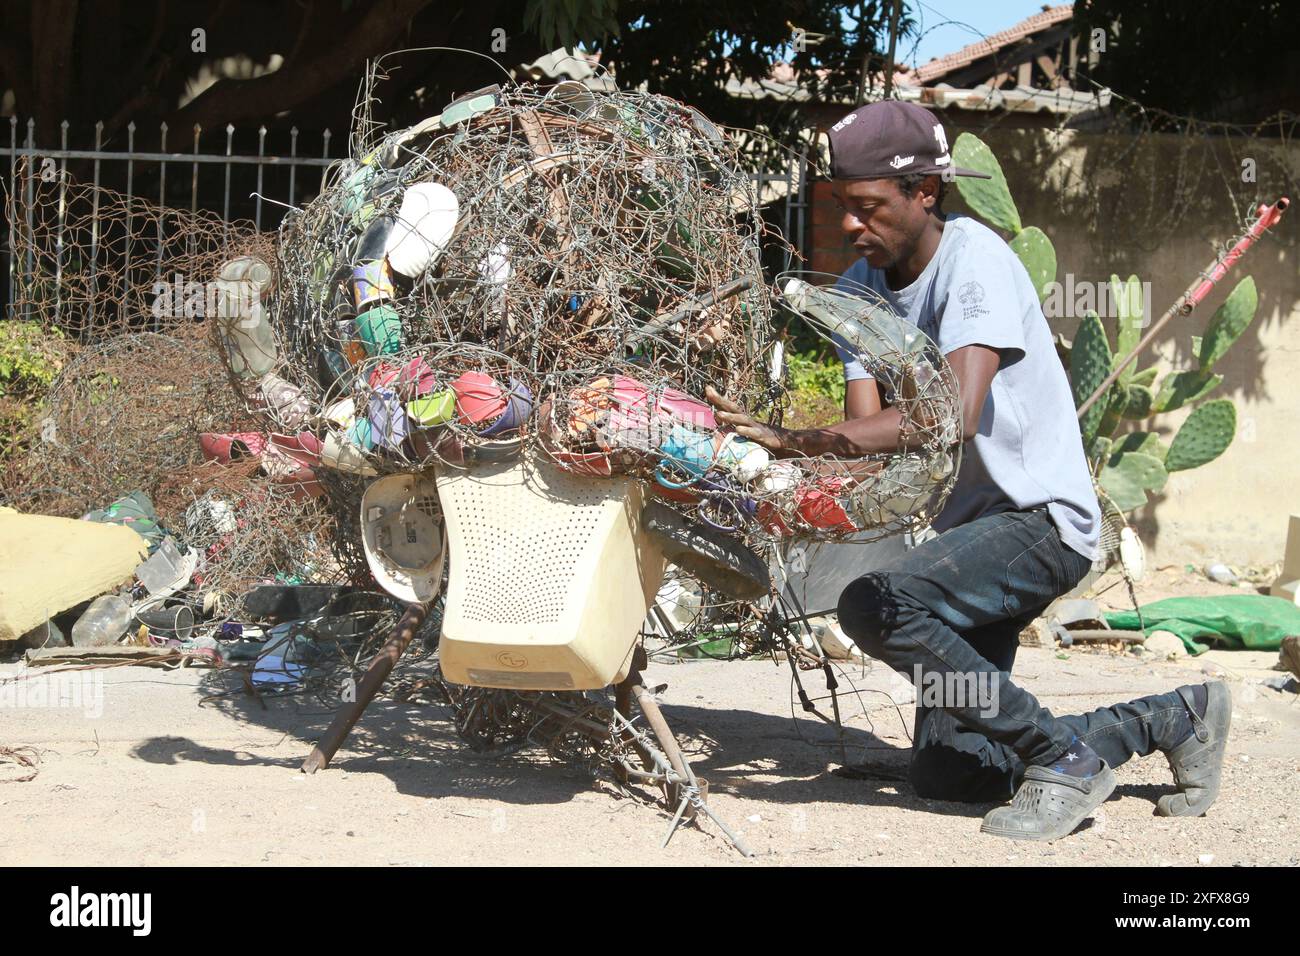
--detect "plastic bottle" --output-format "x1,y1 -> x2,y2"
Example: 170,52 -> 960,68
781,277 -> 926,361
215,256 -> 277,379
71,594 -> 133,647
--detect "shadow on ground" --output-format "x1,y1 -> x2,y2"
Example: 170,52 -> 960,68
117,658 -> 1046,823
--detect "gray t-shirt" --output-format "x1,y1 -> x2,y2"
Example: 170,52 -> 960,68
834,214 -> 1100,560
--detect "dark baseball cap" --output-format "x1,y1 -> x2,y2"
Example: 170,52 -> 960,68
827,100 -> 991,181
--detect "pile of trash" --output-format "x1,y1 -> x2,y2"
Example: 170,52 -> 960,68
0,481 -> 409,695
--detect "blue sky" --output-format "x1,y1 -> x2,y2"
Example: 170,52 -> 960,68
896,0 -> 1061,69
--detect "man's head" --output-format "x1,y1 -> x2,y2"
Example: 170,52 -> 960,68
827,100 -> 989,271
831,173 -> 945,271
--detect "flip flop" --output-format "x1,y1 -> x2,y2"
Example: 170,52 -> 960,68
407,388 -> 456,427
321,430 -> 378,476
451,370 -> 508,425
795,477 -> 859,532
656,386 -> 716,430
351,260 -> 396,311
385,181 -> 459,279
267,431 -> 323,467
478,377 -> 533,437
259,373 -> 312,429
368,388 -> 408,450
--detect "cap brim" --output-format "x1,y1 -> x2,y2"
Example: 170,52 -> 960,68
831,165 -> 994,181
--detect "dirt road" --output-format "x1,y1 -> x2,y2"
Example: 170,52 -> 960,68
3,618 -> 1296,865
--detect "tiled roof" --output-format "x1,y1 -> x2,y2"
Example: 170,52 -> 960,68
912,4 -> 1075,84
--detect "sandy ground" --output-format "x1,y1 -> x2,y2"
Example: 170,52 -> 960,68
2,568 -> 1297,867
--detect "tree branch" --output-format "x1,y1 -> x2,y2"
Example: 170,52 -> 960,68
30,0 -> 80,144
167,0 -> 437,131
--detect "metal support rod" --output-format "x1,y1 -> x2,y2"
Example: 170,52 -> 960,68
632,683 -> 692,785
301,601 -> 429,774
626,276 -> 753,350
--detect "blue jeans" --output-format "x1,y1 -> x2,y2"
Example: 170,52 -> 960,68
837,507 -> 1194,803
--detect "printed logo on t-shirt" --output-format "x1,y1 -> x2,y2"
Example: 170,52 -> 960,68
957,280 -> 989,320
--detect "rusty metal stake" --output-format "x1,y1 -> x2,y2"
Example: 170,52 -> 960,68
301,601 -> 429,774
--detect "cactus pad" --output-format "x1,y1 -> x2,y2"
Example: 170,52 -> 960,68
952,133 -> 1022,233
1010,227 -> 1056,303
1071,311 -> 1113,446
1165,398 -> 1236,472
1098,451 -> 1168,513
1198,277 -> 1258,369
1154,369 -> 1223,413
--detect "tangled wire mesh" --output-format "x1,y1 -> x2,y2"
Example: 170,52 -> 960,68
234,82 -> 961,563
198,78 -> 965,766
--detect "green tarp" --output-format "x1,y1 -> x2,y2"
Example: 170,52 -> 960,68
1106,594 -> 1300,655
82,490 -> 167,554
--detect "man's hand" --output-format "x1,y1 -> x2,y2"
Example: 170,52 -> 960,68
704,386 -> 788,453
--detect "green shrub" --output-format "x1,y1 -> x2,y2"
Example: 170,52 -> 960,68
0,321 -> 66,464
787,349 -> 846,405
0,321 -> 64,398
785,349 -> 845,429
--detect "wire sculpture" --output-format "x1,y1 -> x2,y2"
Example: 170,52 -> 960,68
235,82 -> 962,570
205,81 -> 966,806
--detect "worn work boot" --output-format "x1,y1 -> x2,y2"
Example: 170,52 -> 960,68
1156,681 -> 1231,817
980,762 -> 1115,841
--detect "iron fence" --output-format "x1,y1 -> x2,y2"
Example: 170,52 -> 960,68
3,117 -> 335,323
3,115 -> 808,325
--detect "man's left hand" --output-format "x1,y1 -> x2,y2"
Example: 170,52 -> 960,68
704,386 -> 788,453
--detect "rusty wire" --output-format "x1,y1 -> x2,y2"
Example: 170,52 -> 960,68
5,330 -> 255,518
1,168 -> 354,611
5,157 -> 274,341
249,82 -> 961,566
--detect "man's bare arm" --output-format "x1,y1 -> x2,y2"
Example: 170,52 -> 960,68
845,376 -> 883,420
707,344 -> 1001,458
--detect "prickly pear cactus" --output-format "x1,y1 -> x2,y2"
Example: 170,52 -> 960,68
1198,276 -> 1257,369
1119,382 -> 1155,418
1009,227 -> 1056,303
952,133 -> 1022,233
1071,312 -> 1112,447
1111,431 -> 1168,462
1165,398 -> 1236,472
954,133 -> 1261,518
1111,274 -> 1144,378
1098,450 -> 1168,513
1153,368 -> 1222,413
